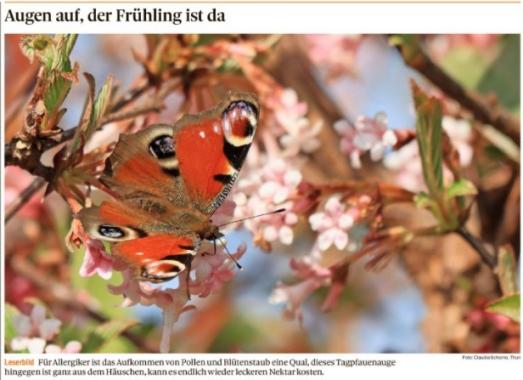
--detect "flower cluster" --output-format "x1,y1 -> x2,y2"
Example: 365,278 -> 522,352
269,257 -> 332,323
268,88 -> 322,157
189,241 -> 247,298
11,305 -> 82,354
233,158 -> 302,248
334,112 -> 398,169
309,195 -> 369,254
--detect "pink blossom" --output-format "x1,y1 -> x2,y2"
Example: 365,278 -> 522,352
11,337 -> 47,354
45,341 -> 82,354
233,158 -> 302,247
334,112 -> 397,168
269,257 -> 331,322
266,88 -> 322,157
309,196 -> 360,252
189,241 -> 246,297
108,265 -> 195,353
79,239 -> 114,280
305,35 -> 361,78
12,305 -> 61,340
10,305 -> 63,353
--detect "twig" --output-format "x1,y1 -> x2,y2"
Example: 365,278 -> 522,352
456,226 -> 497,269
5,177 -> 46,223
399,41 -> 520,146
100,102 -> 164,125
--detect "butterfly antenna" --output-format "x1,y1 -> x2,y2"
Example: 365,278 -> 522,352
217,208 -> 286,228
218,237 -> 243,270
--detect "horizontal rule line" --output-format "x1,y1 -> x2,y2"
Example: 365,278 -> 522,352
3,1 -> 521,5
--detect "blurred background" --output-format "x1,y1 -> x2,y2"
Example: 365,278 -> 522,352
4,34 -> 520,353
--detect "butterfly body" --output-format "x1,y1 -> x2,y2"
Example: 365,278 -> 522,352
79,92 -> 259,282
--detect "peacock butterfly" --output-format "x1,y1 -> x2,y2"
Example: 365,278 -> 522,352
78,91 -> 259,283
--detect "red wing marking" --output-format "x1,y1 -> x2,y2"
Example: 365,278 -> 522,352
113,234 -> 195,268
176,118 -> 231,204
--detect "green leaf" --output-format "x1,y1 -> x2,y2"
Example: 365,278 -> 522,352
412,82 -> 444,197
83,319 -> 138,353
440,46 -> 491,89
496,245 -> 518,296
4,304 -> 21,343
44,75 -> 72,115
446,179 -> 478,198
89,75 -> 114,135
487,294 -> 520,322
19,35 -> 54,65
477,35 -> 520,113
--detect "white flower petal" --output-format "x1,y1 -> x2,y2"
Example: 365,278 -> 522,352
370,142 -> 385,161
258,182 -> 279,199
317,231 -> 335,251
284,212 -> 298,225
45,344 -> 62,353
302,138 -> 321,153
268,285 -> 288,304
273,187 -> 290,204
338,214 -> 354,230
11,337 -> 30,351
263,226 -> 278,242
350,151 -> 362,169
354,133 -> 378,151
334,231 -> 349,250
279,226 -> 294,245
324,196 -> 343,214
308,212 -> 325,231
63,341 -> 82,353
382,129 -> 398,146
27,338 -> 46,354
284,170 -> 302,187
233,192 -> 247,206
281,88 -> 298,106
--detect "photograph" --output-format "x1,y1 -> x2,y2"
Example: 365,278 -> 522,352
3,33 -> 520,354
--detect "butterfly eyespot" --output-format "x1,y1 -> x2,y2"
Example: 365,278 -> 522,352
98,224 -> 125,238
222,100 -> 258,147
149,135 -> 175,159
142,259 -> 187,282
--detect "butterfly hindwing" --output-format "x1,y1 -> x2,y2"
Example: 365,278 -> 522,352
78,200 -> 200,282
